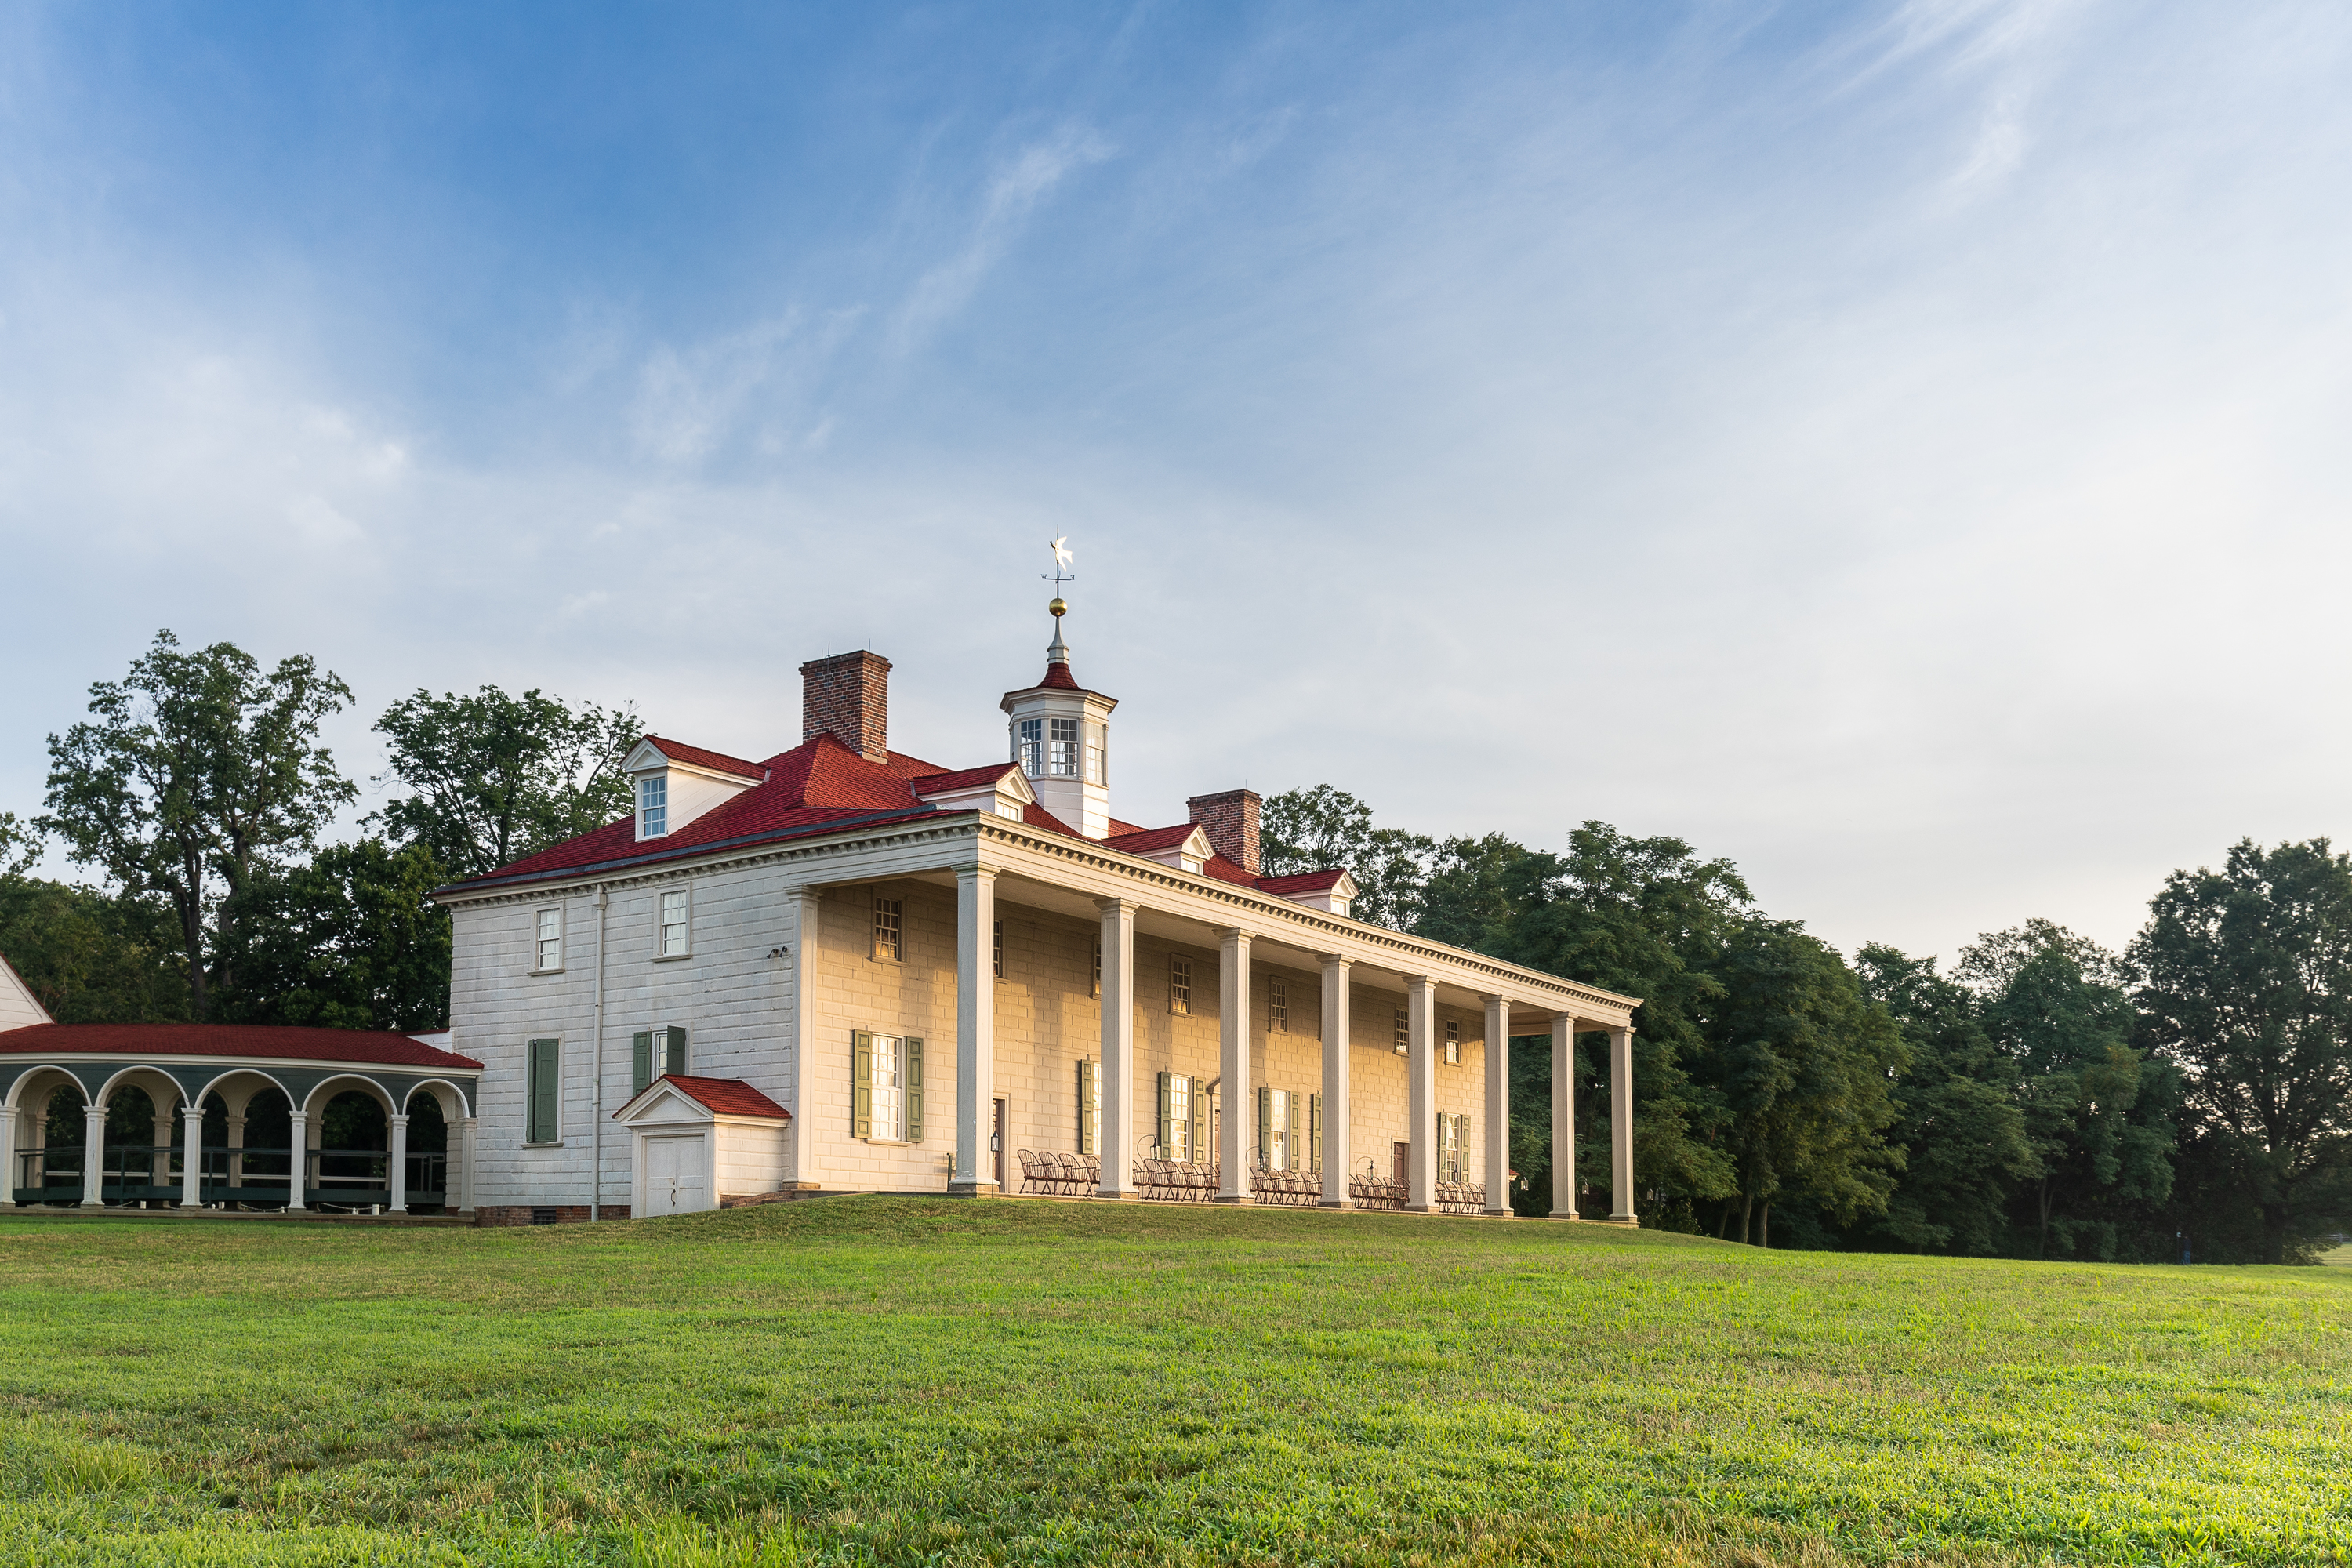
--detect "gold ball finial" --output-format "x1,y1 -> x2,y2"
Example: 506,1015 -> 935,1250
1049,597 -> 1067,619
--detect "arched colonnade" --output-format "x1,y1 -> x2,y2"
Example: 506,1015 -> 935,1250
0,1041 -> 481,1214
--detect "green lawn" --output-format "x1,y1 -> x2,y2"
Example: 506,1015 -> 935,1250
2,1201 -> 2347,1567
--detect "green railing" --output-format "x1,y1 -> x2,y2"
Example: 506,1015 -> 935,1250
12,1146 -> 450,1210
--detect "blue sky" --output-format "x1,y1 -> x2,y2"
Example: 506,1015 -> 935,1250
4,1 -> 2350,962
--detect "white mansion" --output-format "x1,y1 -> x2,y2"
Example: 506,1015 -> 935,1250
441,608 -> 1642,1225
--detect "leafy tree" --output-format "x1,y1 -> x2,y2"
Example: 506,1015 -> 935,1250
40,631 -> 356,1021
2130,838 -> 2352,1265
0,811 -> 42,879
1853,944 -> 2034,1254
1962,920 -> 2172,1260
0,877 -> 191,1023
1425,824 -> 1746,1223
1261,785 -> 1435,931
1697,917 -> 1906,1246
214,839 -> 452,1032
372,687 -> 644,881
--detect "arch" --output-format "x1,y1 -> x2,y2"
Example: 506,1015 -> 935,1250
189,1068 -> 298,1120
402,1078 -> 468,1120
93,1065 -> 185,1116
300,1073 -> 396,1121
4,1065 -> 89,1114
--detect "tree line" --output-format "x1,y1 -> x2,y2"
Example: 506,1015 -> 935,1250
8,633 -> 2347,1265
1262,787 -> 2352,1265
2,630 -> 640,1036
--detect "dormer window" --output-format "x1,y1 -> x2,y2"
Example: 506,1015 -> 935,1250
639,775 -> 668,837
1048,718 -> 1079,778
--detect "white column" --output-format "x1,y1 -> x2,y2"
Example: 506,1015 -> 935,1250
1319,956 -> 1352,1208
285,1110 -> 309,1211
1214,927 -> 1253,1203
1094,898 -> 1138,1199
181,1105 -> 205,1207
226,1113 -> 246,1192
0,1103 -> 18,1208
1404,975 -> 1436,1213
456,1116 -> 477,1215
1483,995 -> 1512,1217
388,1114 -> 410,1213
1550,1014 -> 1579,1219
79,1104 -> 107,1208
951,866 -> 999,1195
1610,1025 -> 1637,1225
150,1110 -> 174,1207
786,887 -> 824,1189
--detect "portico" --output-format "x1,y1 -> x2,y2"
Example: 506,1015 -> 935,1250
771,815 -> 1642,1221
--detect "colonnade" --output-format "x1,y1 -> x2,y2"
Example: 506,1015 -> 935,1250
1,1070 -> 479,1215
942,866 -> 1638,1221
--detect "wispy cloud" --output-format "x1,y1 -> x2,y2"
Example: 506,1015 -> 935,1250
891,125 -> 1116,354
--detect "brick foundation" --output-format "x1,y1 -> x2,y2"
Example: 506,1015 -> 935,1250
473,1204 -> 633,1227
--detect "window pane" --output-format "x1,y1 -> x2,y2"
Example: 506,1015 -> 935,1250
661,890 -> 688,956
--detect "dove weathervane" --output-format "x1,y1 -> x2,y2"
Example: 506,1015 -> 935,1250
1043,535 -> 1076,619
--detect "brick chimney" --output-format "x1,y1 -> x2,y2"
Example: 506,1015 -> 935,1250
800,651 -> 891,764
1187,789 -> 1261,876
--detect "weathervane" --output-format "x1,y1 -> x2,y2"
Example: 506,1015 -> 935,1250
1042,534 -> 1075,619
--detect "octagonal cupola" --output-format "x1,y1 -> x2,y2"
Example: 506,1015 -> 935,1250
999,599 -> 1116,840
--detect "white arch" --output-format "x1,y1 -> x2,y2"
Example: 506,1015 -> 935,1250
301,1073 -> 397,1121
189,1068 -> 298,1118
93,1064 -> 187,1115
4,1065 -> 88,1113
401,1077 -> 469,1120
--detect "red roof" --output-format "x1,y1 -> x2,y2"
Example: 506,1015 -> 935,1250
1107,823 -> 1207,854
645,737 -> 766,780
909,764 -> 1021,793
622,1074 -> 789,1120
0,1023 -> 481,1069
440,726 -> 1360,906
1259,869 -> 1349,893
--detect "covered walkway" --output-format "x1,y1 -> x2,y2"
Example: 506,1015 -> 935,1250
0,1025 -> 481,1215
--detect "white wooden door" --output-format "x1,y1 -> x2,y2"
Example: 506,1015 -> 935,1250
644,1132 -> 711,1214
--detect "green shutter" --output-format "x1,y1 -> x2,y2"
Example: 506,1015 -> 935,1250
1258,1085 -> 1272,1168
851,1030 -> 873,1139
527,1038 -> 559,1143
1285,1091 -> 1299,1171
1077,1060 -> 1099,1156
1156,1071 -> 1172,1159
632,1031 -> 653,1096
904,1037 -> 924,1142
1191,1079 -> 1209,1164
1309,1092 -> 1323,1174
666,1025 -> 688,1077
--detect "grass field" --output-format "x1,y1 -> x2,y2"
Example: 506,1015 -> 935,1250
2,1200 -> 2348,1568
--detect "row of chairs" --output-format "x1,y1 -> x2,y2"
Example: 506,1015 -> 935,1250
1014,1149 -> 1101,1196
1134,1158 -> 1218,1200
1250,1167 -> 1323,1207
1347,1176 -> 1491,1213
1437,1180 -> 1490,1214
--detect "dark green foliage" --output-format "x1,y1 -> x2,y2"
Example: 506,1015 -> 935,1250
1962,921 -> 2175,1260
2130,838 -> 2352,1264
38,630 -> 356,1021
371,685 -> 644,881
1853,945 -> 2034,1254
0,877 -> 191,1023
1695,917 -> 1907,1245
1260,786 -> 1433,931
212,839 -> 452,1032
1423,824 -> 1755,1220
